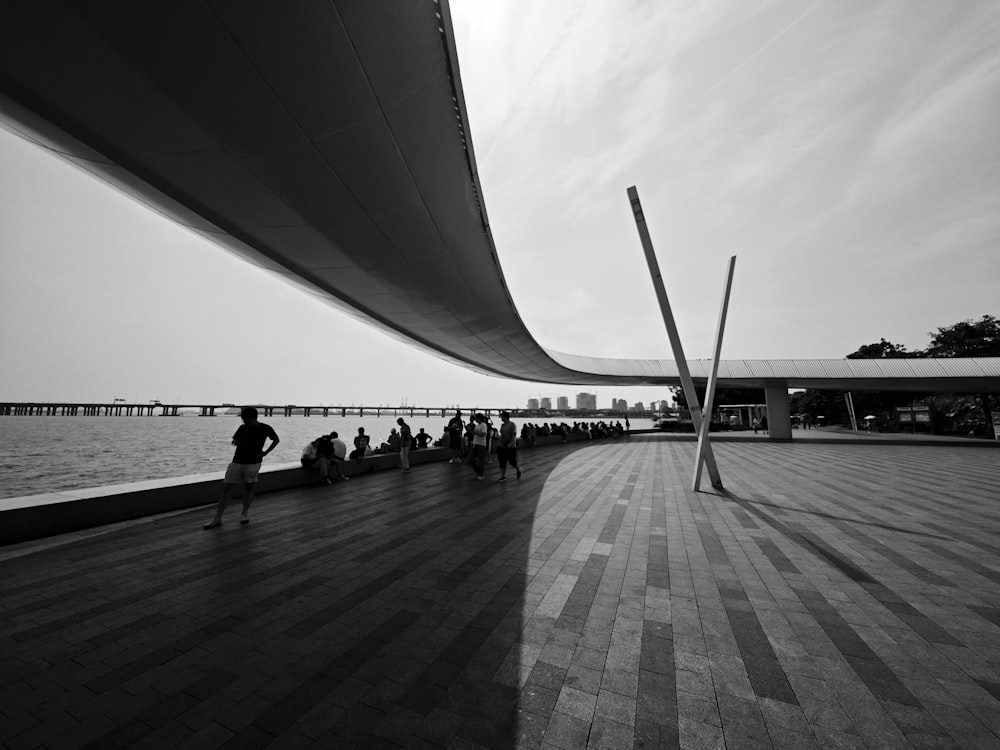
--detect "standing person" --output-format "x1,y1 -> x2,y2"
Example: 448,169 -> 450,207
485,416 -> 495,463
625,416 -> 631,439
464,418 -> 476,460
447,410 -> 464,463
497,410 -> 522,482
204,407 -> 279,528
471,413 -> 488,481
396,417 -> 412,472
415,428 -> 431,449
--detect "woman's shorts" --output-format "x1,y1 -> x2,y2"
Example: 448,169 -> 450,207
224,462 -> 261,484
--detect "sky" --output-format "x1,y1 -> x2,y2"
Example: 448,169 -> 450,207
1,1 -> 998,410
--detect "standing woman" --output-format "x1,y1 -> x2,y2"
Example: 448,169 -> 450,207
471,414 -> 488,481
448,410 -> 464,463
396,417 -> 412,472
497,411 -> 522,482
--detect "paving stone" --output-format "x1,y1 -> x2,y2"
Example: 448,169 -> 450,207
586,714 -> 633,749
553,685 -> 597,723
677,716 -> 726,749
543,709 -> 592,750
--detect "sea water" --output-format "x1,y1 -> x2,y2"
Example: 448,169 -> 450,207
0,413 -> 463,498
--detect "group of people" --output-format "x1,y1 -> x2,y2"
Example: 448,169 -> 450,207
350,422 -> 433,458
752,415 -> 769,435
203,408 -> 532,528
300,430 -> 350,482
518,420 -> 630,445
442,410 -> 522,481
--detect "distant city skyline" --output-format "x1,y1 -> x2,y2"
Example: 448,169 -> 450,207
522,393 -> 675,412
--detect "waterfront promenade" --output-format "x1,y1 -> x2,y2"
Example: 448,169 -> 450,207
1,435 -> 999,749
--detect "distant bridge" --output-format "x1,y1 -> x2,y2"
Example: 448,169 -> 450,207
0,402 -> 642,420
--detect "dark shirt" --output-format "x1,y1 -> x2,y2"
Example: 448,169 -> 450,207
314,436 -> 334,459
416,431 -> 431,449
232,422 -> 279,464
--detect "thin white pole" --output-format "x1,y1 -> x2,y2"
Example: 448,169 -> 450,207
845,392 -> 858,432
627,186 -> 722,488
694,256 -> 736,491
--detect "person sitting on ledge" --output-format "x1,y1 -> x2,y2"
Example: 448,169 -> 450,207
386,428 -> 401,453
314,432 -> 347,484
301,439 -> 319,469
350,427 -> 371,460
326,431 -> 349,482
415,427 -> 431,449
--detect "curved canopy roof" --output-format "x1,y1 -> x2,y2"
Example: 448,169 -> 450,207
1,2 -> 997,393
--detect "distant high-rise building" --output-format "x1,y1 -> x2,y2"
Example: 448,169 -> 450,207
614,398 -> 628,412
527,398 -> 539,410
557,396 -> 569,411
540,397 -> 552,410
633,402 -> 645,412
576,392 -> 597,410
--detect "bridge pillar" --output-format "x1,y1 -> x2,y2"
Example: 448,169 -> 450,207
764,382 -> 792,440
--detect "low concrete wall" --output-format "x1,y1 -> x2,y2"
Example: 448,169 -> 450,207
0,432 -> 624,546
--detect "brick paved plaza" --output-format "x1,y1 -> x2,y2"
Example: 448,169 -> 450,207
1,435 -> 999,749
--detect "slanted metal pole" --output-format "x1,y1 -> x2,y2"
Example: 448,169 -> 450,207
627,186 -> 722,488
844,392 -> 858,432
693,256 -> 736,491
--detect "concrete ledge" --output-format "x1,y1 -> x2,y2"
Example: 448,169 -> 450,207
0,433 -> 617,546
0,446 -> 445,546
